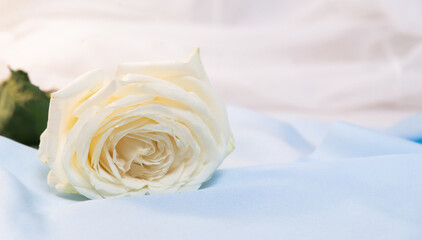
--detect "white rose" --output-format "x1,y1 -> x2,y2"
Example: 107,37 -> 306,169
38,49 -> 234,199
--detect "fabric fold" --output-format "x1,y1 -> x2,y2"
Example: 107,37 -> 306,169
0,106 -> 421,239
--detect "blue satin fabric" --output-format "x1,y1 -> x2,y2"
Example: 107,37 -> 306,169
0,107 -> 421,239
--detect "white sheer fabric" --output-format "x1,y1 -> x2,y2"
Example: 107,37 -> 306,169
1,0 -> 422,126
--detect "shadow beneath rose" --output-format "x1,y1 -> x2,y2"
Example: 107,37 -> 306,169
37,164 -> 89,202
198,171 -> 223,190
54,191 -> 89,201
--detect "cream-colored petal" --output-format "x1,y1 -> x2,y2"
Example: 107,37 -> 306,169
115,49 -> 206,82
39,70 -> 111,190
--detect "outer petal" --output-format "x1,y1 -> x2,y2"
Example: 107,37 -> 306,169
115,48 -> 208,82
38,69 -> 111,191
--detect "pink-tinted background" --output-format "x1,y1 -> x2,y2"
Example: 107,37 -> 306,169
1,0 -> 422,127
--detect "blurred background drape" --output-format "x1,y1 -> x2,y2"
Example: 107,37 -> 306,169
1,0 -> 422,127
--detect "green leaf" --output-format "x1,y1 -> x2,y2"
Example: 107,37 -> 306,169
0,68 -> 50,148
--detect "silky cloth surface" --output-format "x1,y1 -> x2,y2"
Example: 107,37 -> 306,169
0,106 -> 421,240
